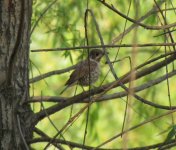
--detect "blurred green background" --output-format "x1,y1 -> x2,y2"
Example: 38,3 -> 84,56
30,0 -> 176,149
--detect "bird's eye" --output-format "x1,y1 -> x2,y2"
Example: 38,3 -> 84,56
96,53 -> 99,56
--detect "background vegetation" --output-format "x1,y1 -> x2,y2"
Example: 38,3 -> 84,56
30,0 -> 176,149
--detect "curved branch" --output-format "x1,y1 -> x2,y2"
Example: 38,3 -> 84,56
30,64 -> 76,83
29,137 -> 118,150
29,137 -> 176,150
95,109 -> 176,149
29,69 -> 176,103
98,0 -> 176,30
30,0 -> 57,36
29,50 -> 176,83
32,53 -> 176,125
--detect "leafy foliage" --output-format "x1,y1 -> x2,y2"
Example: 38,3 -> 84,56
30,0 -> 176,149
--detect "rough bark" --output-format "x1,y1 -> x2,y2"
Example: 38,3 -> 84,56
0,0 -> 33,149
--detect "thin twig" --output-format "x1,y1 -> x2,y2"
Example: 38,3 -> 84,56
30,0 -> 57,36
17,115 -> 30,150
39,92 -> 68,150
94,109 -> 176,149
30,64 -> 76,83
98,0 -> 176,30
30,129 -> 176,150
31,42 -> 176,52
43,101 -> 94,150
111,0 -> 165,44
82,8 -> 91,147
33,128 -> 65,150
30,130 -> 118,150
154,0 -> 176,141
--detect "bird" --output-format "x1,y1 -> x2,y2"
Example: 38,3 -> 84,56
60,49 -> 104,94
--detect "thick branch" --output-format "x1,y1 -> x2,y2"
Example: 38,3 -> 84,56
32,53 -> 176,125
29,137 -> 176,150
29,69 -> 176,103
29,137 -> 118,150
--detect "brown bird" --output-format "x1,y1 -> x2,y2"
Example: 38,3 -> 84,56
60,49 -> 104,94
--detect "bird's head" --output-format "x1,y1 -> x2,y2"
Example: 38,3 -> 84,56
89,49 -> 104,61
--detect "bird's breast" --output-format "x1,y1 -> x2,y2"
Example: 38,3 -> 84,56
79,62 -> 100,86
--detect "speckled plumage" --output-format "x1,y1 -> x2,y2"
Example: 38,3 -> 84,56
66,59 -> 100,86
65,49 -> 104,87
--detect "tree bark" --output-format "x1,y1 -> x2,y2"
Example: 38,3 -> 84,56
0,0 -> 33,149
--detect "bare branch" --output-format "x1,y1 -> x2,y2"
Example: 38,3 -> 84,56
94,109 -> 176,149
98,0 -> 176,30
31,42 -> 176,52
32,53 -> 176,125
30,64 -> 76,83
30,0 -> 57,36
29,135 -> 176,150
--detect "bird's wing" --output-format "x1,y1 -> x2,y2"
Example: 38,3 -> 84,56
65,60 -> 97,86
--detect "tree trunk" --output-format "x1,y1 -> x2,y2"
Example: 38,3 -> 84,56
0,0 -> 33,149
